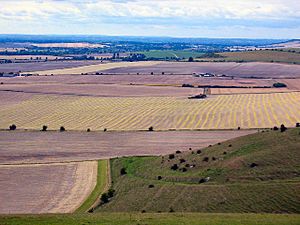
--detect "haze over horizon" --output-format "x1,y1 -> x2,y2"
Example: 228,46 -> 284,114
1,0 -> 300,39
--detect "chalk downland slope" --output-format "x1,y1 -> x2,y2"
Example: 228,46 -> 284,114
97,128 -> 300,213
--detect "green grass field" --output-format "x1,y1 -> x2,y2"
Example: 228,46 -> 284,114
75,160 -> 109,213
96,128 -> 300,213
196,50 -> 300,64
137,50 -> 204,59
1,213 -> 299,225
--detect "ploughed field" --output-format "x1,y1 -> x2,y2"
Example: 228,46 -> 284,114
2,61 -> 300,78
0,91 -> 299,131
0,60 -> 101,73
0,161 -> 97,214
99,62 -> 300,78
0,130 -> 253,164
0,83 -> 203,97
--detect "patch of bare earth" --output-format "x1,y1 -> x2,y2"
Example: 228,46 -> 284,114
0,161 -> 97,214
0,130 -> 255,164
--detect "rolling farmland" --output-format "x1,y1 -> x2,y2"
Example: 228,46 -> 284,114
218,50 -> 300,64
25,61 -> 160,75
0,61 -> 101,73
0,161 -> 97,214
0,130 -> 254,164
100,61 -> 300,78
0,91 -> 299,131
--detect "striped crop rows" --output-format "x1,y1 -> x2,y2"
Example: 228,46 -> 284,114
0,92 -> 299,131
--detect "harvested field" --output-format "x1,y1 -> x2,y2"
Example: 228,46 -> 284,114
100,61 -> 300,78
218,50 -> 300,64
0,61 -> 100,73
0,92 -> 299,131
0,161 -> 97,214
0,55 -> 62,60
275,78 -> 300,90
25,61 -> 161,75
0,83 -> 202,97
210,87 -> 295,95
0,130 -> 254,164
0,73 -> 275,88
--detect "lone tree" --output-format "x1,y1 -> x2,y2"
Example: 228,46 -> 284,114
148,126 -> 154,131
60,126 -> 65,132
9,124 -> 16,130
280,124 -> 287,132
42,125 -> 48,131
188,57 -> 194,62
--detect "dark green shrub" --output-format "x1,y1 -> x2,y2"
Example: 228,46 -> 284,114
9,124 -> 16,130
42,125 -> 47,131
120,168 -> 127,175
100,193 -> 109,203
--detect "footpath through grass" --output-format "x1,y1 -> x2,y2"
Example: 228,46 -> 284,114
1,213 -> 299,225
75,160 -> 109,213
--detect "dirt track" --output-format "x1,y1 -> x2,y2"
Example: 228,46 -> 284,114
0,161 -> 97,214
0,130 -> 255,164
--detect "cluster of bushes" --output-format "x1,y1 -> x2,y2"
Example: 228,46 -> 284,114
182,83 -> 194,88
273,124 -> 287,132
273,82 -> 287,88
100,189 -> 115,204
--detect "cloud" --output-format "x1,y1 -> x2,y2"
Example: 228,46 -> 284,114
0,0 -> 299,38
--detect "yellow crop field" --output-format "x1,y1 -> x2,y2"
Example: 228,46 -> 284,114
23,61 -> 160,75
0,92 -> 300,131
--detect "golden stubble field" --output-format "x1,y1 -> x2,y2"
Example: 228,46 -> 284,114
0,161 -> 97,214
0,91 -> 299,131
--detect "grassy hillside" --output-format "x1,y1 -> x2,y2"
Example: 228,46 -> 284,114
97,128 -> 300,213
196,50 -> 300,64
76,160 -> 109,213
1,213 -> 300,225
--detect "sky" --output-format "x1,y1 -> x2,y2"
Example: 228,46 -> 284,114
0,0 -> 300,39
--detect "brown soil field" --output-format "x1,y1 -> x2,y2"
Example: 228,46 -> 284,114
0,74 -> 274,87
100,62 -> 300,78
0,76 -> 290,97
210,87 -> 295,95
26,61 -> 160,75
0,83 -> 202,97
0,161 -> 97,214
0,60 -> 100,73
0,130 -> 254,165
275,78 -> 300,90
